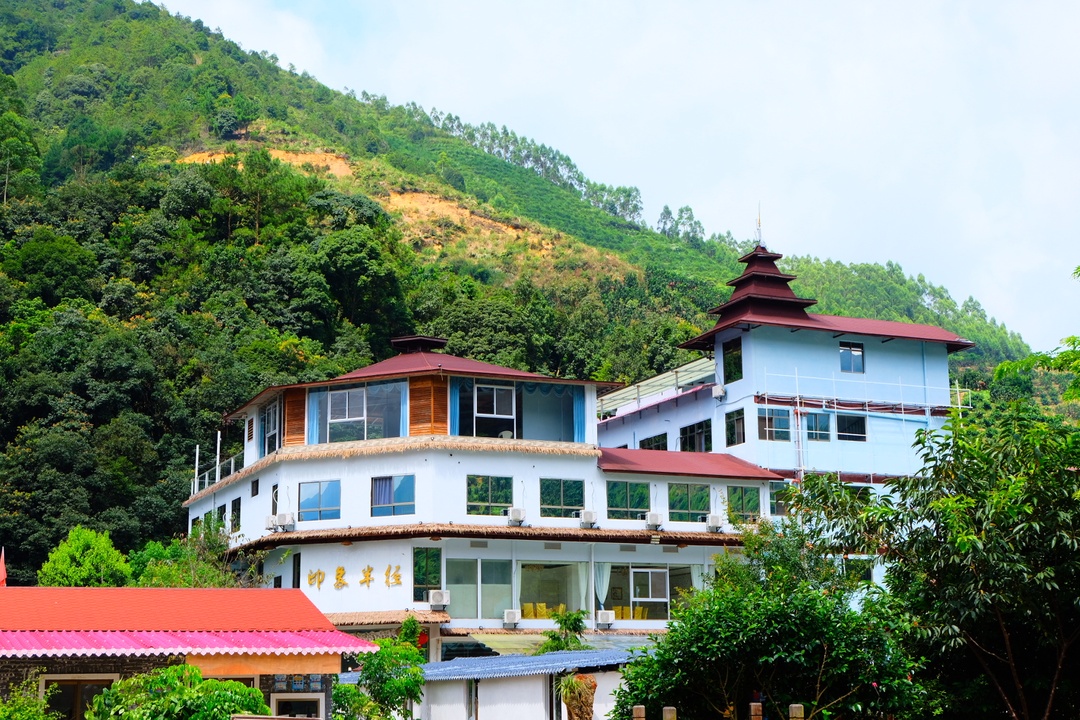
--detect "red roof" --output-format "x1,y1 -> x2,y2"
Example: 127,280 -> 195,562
0,630 -> 376,658
598,448 -> 782,480
335,351 -> 555,383
0,588 -> 334,632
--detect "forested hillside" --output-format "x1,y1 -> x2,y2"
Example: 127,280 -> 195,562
0,0 -> 1029,583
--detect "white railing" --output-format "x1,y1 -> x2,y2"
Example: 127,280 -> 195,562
191,450 -> 245,496
597,357 -> 715,417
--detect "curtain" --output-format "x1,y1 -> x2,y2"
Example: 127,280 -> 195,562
594,562 -> 612,610
690,564 -> 706,591
572,386 -> 585,443
513,561 -> 522,609
449,378 -> 461,435
577,562 -> 589,613
371,476 -> 392,507
307,388 -> 326,444
398,382 -> 409,437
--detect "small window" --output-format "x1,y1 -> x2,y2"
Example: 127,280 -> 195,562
371,475 -> 415,516
216,504 -> 226,524
843,557 -> 874,583
839,341 -> 864,373
806,413 -> 830,441
298,480 -> 341,521
250,478 -> 259,497
722,337 -> 743,383
230,497 -> 241,531
476,385 -> 514,417
725,409 -> 745,446
679,420 -> 712,452
466,475 -> 513,515
272,575 -> 283,588
271,483 -> 278,516
638,433 -> 667,451
837,414 -> 867,442
607,481 -> 650,520
413,547 -> 442,602
261,400 -> 280,457
43,677 -> 116,720
727,486 -> 760,523
770,481 -> 794,516
292,553 -> 302,588
329,387 -> 366,442
668,483 -> 710,522
757,408 -> 791,441
540,478 -> 585,517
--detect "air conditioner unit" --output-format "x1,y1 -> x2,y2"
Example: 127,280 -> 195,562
644,512 -> 662,530
276,512 -> 295,528
507,507 -> 526,526
711,385 -> 727,400
596,610 -> 616,628
503,608 -> 522,627
427,590 -> 450,609
705,514 -> 724,533
265,515 -> 278,531
576,509 -> 598,529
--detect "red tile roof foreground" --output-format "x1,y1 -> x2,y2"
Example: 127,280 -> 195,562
0,588 -> 333,632
598,448 -> 783,480
0,630 -> 376,658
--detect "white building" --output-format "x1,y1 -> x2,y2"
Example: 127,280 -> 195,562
184,244 -> 973,658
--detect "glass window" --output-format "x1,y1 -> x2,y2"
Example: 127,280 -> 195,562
668,483 -> 710,522
298,480 -> 341,521
466,475 -> 513,515
46,678 -> 113,720
371,475 -> 415,516
607,481 -> 650,520
837,414 -> 867,441
638,433 -> 667,451
447,559 -> 478,618
540,478 -> 584,517
271,484 -> 278,516
722,337 -> 743,383
757,408 -> 791,441
770,481 -> 793,516
292,552 -> 302,589
261,400 -> 280,457
725,409 -> 745,446
413,547 -> 442,602
679,420 -> 712,452
519,562 -> 587,617
481,559 -> 513,619
840,341 -> 864,373
251,478 -> 259,497
632,567 -> 669,620
727,485 -> 760,522
806,412 -> 830,441
474,383 -> 516,438
230,497 -> 241,531
328,387 -> 366,442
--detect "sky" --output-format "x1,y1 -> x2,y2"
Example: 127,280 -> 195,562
165,0 -> 1079,352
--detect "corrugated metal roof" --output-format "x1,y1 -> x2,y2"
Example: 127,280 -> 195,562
0,630 -> 377,658
0,588 -> 334,632
598,447 -> 783,480
420,649 -> 639,682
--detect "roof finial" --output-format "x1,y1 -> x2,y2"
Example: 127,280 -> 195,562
755,203 -> 764,248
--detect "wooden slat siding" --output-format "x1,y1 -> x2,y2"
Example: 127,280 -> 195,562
283,388 -> 307,446
409,376 -> 448,435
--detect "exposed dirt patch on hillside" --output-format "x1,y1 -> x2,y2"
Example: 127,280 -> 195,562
178,149 -> 353,177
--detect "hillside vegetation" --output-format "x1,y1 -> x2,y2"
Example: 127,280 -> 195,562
0,0 -> 1029,582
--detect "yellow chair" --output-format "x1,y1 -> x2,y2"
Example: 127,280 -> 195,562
613,606 -> 623,619
555,603 -> 566,615
620,605 -> 631,620
633,606 -> 645,620
536,602 -> 549,619
522,602 -> 536,619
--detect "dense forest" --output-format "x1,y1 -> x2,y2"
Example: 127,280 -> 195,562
0,0 -> 1032,583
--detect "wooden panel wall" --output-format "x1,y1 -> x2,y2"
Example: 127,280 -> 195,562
409,376 -> 448,436
283,388 -> 307,446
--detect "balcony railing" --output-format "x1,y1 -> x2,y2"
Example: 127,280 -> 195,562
191,451 -> 245,496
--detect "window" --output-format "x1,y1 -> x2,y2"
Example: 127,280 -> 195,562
757,408 -> 791,441
607,480 -> 650,520
725,409 -> 745,446
272,575 -> 283,588
271,695 -> 323,719
727,485 -> 760,522
371,475 -> 415,516
722,337 -> 743,383
298,480 -> 341,521
806,412 -> 830,441
540,478 -> 584,517
466,475 -> 512,515
770,481 -> 793,516
474,383 -> 516,438
445,559 -> 512,619
668,483 -> 710,522
679,420 -> 712,452
519,562 -> 588,617
260,400 -> 280,457
329,387 -> 366,442
837,414 -> 867,441
251,478 -> 259,496
292,552 -> 302,589
843,557 -> 874,583
632,567 -> 669,620
596,565 -> 697,621
230,497 -> 241,531
638,433 -> 667,451
216,504 -> 226,524
271,483 -> 278,516
840,341 -> 864,373
413,547 -> 442,602
42,676 -> 117,720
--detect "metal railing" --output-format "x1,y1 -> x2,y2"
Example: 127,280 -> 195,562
191,450 -> 245,496
597,357 -> 716,418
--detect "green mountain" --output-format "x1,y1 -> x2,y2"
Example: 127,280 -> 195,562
0,0 -> 1028,583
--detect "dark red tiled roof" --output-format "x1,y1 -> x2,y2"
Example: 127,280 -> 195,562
0,588 -> 335,632
598,448 -> 782,480
335,351 -> 553,382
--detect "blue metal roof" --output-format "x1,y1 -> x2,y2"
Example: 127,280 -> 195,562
421,649 -> 639,682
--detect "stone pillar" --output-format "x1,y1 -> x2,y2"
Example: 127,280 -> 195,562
789,704 -> 805,719
632,706 -> 646,720
749,702 -> 763,720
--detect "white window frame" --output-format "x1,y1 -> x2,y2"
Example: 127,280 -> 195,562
475,384 -> 515,419
328,386 -> 366,436
631,567 -> 670,604
839,341 -> 865,373
269,692 -> 325,719
261,399 -> 281,456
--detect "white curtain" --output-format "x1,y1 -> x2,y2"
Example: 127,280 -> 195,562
577,562 -> 589,612
513,561 -> 522,608
594,562 -> 612,609
690,564 -> 706,591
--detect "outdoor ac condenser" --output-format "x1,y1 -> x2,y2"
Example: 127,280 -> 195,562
596,610 -> 616,627
507,507 -> 526,525
577,509 -> 598,528
427,590 -> 450,609
503,608 -> 522,627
